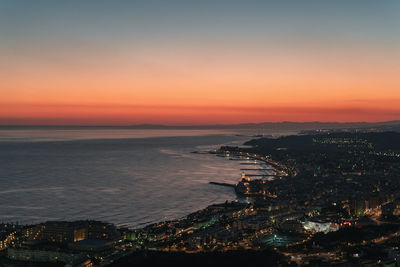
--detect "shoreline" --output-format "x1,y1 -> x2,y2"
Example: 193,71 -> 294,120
0,142 -> 290,230
0,133 -> 250,229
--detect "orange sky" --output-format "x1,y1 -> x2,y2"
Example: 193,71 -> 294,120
1,1 -> 399,125
2,44 -> 399,125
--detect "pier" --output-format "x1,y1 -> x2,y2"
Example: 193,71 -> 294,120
209,182 -> 236,188
244,174 -> 281,177
240,168 -> 275,171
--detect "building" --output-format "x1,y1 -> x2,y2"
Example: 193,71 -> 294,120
29,221 -> 87,244
7,248 -> 89,267
68,239 -> 115,254
0,224 -> 17,250
302,220 -> 339,234
0,231 -> 15,250
87,221 -> 120,240
350,199 -> 366,217
29,220 -> 120,244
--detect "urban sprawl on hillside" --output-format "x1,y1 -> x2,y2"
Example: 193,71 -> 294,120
2,131 -> 400,266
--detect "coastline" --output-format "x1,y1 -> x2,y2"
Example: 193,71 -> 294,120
0,136 -> 288,229
5,131 -> 400,266
0,133 -> 250,228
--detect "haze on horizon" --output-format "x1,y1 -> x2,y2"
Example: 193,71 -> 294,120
1,0 -> 399,126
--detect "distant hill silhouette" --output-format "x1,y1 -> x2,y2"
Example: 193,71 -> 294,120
2,121 -> 400,131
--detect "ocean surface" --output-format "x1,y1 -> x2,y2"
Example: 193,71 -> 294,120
0,128 -> 274,228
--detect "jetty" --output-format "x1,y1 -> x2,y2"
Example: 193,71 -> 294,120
240,168 -> 275,171
209,182 -> 236,188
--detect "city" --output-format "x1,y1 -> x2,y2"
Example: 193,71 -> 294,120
2,131 -> 400,266
1,1 -> 399,266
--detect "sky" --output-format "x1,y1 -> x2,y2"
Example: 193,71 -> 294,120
1,0 -> 399,125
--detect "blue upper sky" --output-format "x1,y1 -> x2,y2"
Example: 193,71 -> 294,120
1,0 -> 399,46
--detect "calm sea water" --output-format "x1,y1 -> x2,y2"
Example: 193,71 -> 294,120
0,129 -> 263,228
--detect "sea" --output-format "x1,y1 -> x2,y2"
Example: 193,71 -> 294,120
0,128 -> 279,228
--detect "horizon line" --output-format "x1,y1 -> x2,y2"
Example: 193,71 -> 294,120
1,120 -> 399,128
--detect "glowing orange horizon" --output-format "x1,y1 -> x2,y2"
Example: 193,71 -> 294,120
1,101 -> 400,126
2,36 -> 399,125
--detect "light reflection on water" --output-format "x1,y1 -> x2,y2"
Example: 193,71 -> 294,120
0,130 -> 267,228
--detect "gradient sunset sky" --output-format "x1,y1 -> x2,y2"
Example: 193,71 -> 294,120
1,0 -> 399,125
